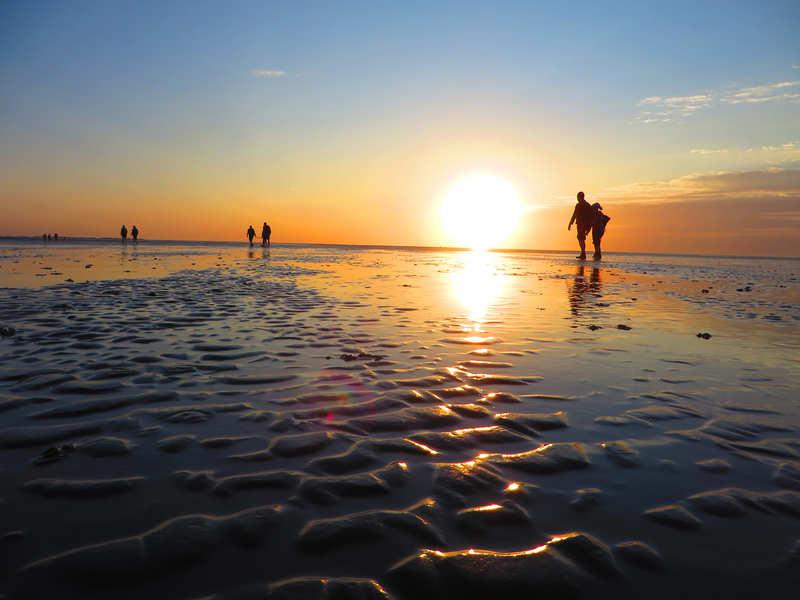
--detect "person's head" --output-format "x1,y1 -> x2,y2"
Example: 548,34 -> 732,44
592,202 -> 602,211
577,191 -> 585,202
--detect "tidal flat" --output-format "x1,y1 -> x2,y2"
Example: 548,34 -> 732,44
1,239 -> 799,599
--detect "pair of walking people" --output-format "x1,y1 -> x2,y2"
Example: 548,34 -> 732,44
120,225 -> 139,242
247,222 -> 271,247
567,192 -> 610,260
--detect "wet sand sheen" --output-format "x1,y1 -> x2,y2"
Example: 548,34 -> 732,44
1,241 -> 799,599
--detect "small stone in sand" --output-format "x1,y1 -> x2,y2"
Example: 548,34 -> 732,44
697,332 -> 712,339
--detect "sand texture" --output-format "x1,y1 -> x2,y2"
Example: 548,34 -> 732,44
1,240 -> 799,598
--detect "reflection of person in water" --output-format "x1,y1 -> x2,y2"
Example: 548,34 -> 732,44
567,191 -> 595,260
261,222 -> 271,247
568,265 -> 602,317
131,225 -> 139,241
246,225 -> 256,247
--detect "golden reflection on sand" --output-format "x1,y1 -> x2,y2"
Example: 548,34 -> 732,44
451,250 -> 505,326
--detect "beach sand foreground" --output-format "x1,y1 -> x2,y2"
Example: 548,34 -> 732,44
1,240 -> 799,598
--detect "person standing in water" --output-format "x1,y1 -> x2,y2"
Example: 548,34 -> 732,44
120,225 -> 128,242
567,191 -> 594,260
261,222 -> 271,247
246,225 -> 256,247
590,203 -> 611,260
131,225 -> 139,242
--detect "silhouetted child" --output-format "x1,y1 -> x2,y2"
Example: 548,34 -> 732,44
131,225 -> 139,241
121,225 -> 128,242
591,203 -> 610,260
247,225 -> 256,247
261,222 -> 271,247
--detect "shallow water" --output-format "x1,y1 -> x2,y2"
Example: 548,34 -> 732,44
1,239 -> 799,598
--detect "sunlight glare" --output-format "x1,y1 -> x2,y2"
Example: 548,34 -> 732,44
451,250 -> 504,324
441,174 -> 522,249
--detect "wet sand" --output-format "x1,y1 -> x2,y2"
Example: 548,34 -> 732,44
1,240 -> 799,599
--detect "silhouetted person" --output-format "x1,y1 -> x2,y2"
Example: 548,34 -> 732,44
567,191 -> 594,260
590,203 -> 611,260
42,233 -> 47,241
47,233 -> 51,241
120,225 -> 128,242
261,222 -> 271,247
54,233 -> 58,241
246,225 -> 256,247
131,225 -> 139,241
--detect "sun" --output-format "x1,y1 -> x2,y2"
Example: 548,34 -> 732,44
441,174 -> 522,249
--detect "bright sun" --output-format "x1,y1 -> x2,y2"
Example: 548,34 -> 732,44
441,174 -> 522,249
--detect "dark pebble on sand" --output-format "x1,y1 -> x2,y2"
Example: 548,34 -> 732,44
33,443 -> 75,466
588,325 -> 602,331
697,332 -> 712,339
84,264 -> 92,269
0,326 -> 15,337
616,324 -> 631,330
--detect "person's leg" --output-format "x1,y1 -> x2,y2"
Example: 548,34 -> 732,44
592,232 -> 601,259
577,228 -> 587,259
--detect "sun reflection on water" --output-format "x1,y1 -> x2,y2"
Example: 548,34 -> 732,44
451,250 -> 505,326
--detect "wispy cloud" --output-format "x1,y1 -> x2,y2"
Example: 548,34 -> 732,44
745,141 -> 800,164
252,69 -> 286,78
633,94 -> 713,122
634,78 -> 800,124
722,80 -> 800,104
595,166 -> 800,205
690,148 -> 728,155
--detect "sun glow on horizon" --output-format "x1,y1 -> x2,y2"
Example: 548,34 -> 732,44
440,174 -> 522,250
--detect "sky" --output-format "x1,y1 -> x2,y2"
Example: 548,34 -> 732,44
1,0 -> 799,256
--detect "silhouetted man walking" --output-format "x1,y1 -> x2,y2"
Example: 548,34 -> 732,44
567,191 -> 594,260
121,225 -> 128,243
246,225 -> 256,247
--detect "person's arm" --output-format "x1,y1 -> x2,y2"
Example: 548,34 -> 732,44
568,207 -> 577,230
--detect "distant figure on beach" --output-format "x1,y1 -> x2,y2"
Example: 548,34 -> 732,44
131,225 -> 139,241
120,225 -> 128,242
261,222 -> 271,247
246,225 -> 256,247
54,233 -> 58,241
42,233 -> 47,241
591,203 -> 611,260
47,233 -> 51,241
567,191 -> 595,260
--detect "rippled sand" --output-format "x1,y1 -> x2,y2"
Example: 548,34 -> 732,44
1,240 -> 799,599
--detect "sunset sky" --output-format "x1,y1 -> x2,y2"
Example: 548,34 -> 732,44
1,1 -> 799,256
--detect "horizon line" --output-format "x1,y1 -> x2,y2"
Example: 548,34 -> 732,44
1,235 -> 798,261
